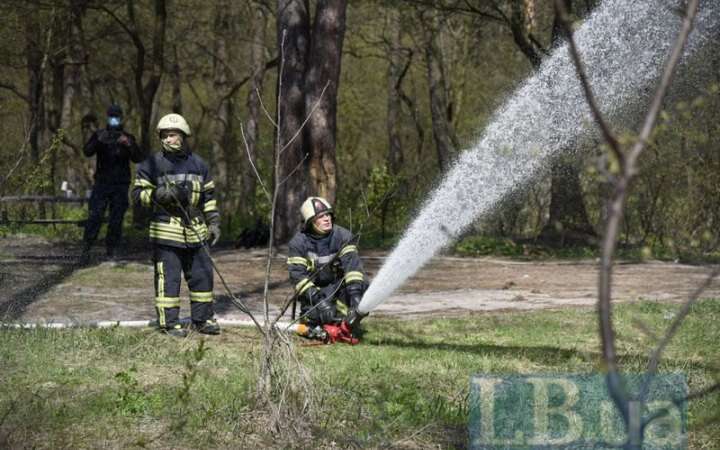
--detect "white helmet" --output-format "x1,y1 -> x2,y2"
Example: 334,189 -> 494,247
156,113 -> 191,136
300,196 -> 333,227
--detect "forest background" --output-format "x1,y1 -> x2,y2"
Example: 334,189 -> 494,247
1,0 -> 719,256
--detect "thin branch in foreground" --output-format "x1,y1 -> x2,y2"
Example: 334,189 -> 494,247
278,154 -> 308,187
624,0 -> 700,171
644,266 -> 720,378
559,0 -> 701,434
279,80 -> 330,155
257,86 -> 278,128
239,123 -> 271,202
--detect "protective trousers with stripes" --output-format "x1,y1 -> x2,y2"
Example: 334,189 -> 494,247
153,244 -> 214,329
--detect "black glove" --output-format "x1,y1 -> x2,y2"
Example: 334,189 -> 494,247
316,297 -> 337,324
173,183 -> 190,206
345,283 -> 366,330
346,283 -> 364,309
154,183 -> 188,208
208,223 -> 221,246
345,308 -> 367,330
305,286 -> 322,306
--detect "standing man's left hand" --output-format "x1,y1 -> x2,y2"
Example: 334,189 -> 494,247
208,223 -> 221,246
117,133 -> 130,146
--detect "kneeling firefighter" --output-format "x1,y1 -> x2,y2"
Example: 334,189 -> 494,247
132,113 -> 221,337
287,197 -> 369,343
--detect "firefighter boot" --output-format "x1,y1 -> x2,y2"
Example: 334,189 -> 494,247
192,319 -> 221,335
163,324 -> 188,338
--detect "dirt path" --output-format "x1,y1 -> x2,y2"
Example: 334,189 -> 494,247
2,236 -> 719,323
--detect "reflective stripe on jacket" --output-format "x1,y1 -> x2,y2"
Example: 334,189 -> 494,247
132,150 -> 219,248
286,225 -> 366,296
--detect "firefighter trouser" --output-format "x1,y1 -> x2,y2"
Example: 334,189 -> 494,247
153,244 -> 214,329
83,183 -> 129,251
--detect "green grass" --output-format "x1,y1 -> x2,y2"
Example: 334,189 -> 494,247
1,300 -> 719,449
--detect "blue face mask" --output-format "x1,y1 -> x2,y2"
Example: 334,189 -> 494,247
108,116 -> 122,128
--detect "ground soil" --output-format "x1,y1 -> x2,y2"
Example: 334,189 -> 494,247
1,235 -> 719,323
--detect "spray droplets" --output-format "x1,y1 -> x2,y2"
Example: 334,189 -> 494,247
358,0 -> 720,314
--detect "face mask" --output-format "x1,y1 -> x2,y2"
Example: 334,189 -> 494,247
161,135 -> 184,153
108,116 -> 122,128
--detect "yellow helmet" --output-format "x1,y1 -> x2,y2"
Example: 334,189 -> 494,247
156,113 -> 191,136
300,196 -> 333,227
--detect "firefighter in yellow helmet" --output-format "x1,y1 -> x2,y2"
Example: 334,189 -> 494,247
132,113 -> 221,337
287,197 -> 368,333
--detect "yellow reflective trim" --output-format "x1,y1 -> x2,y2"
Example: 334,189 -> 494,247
203,199 -> 218,213
190,291 -> 214,303
287,257 -> 308,266
150,220 -> 186,232
149,221 -> 209,243
203,181 -> 215,191
140,189 -> 152,207
157,306 -> 166,327
155,296 -> 181,308
134,178 -> 155,188
335,300 -> 348,316
344,271 -> 364,283
157,262 -> 165,298
338,245 -> 358,257
192,181 -> 200,207
295,278 -> 315,294
149,230 -> 208,244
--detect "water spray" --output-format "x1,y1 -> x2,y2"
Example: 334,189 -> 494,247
358,0 -> 720,315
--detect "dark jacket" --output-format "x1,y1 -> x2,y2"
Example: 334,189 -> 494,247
84,127 -> 145,185
132,148 -> 220,249
287,225 -> 366,298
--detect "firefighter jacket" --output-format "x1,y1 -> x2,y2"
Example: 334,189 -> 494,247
132,149 -> 220,249
84,127 -> 145,185
287,225 -> 366,298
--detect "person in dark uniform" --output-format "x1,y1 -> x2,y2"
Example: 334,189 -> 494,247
82,104 -> 145,260
132,113 -> 221,337
287,197 -> 368,330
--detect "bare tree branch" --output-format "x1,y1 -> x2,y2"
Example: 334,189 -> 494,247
239,123 -> 271,202
256,86 -> 277,128
0,82 -> 30,103
217,57 -> 278,107
0,122 -> 31,194
558,0 -> 701,435
642,266 -> 720,386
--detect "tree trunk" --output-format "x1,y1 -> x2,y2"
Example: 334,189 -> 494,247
242,2 -> 268,218
421,11 -> 455,172
170,45 -> 183,114
305,0 -> 347,203
275,0 -> 310,243
60,0 -> 88,190
130,0 -> 167,152
25,14 -> 46,167
211,0 -> 236,222
386,7 -> 404,175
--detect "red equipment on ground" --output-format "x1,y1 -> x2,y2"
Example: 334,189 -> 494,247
295,320 -> 359,345
322,321 -> 359,345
